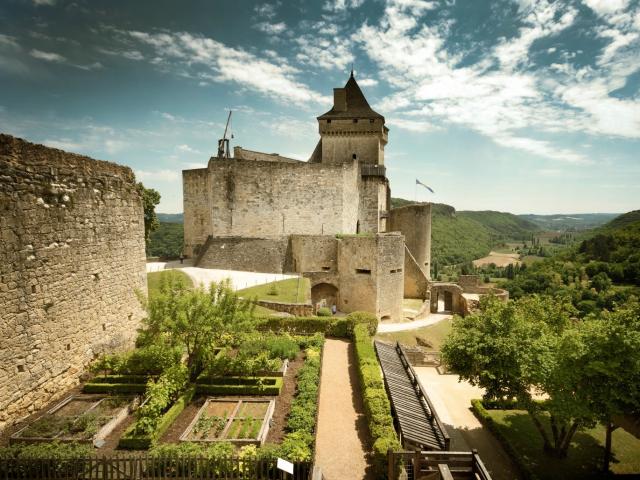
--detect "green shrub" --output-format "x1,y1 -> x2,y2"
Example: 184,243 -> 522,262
346,311 -> 379,335
0,442 -> 93,459
352,324 -> 400,477
239,335 -> 299,360
317,307 -> 332,317
89,345 -> 182,376
82,383 -> 147,394
196,380 -> 282,396
204,350 -> 283,377
196,376 -> 278,386
295,333 -> 325,350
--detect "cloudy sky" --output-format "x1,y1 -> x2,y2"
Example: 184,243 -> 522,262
1,0 -> 639,214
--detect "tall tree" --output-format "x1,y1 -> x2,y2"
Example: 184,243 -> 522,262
138,276 -> 256,381
556,299 -> 640,471
442,295 -> 592,457
137,182 -> 161,245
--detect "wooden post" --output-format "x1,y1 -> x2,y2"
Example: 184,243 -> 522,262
387,448 -> 395,480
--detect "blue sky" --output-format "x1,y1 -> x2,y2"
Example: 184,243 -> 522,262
1,0 -> 639,214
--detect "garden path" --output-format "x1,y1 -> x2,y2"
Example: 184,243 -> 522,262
315,339 -> 374,480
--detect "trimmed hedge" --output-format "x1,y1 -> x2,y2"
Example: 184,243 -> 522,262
353,324 -> 401,477
196,376 -> 278,386
89,374 -> 150,384
195,380 -> 282,396
470,399 -> 537,480
118,386 -> 195,450
82,382 -> 147,394
256,311 -> 378,338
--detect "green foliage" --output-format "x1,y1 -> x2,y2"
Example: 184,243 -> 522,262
196,379 -> 283,396
137,182 -> 161,247
353,324 -> 401,475
89,345 -> 183,376
239,335 -> 299,360
0,442 -> 93,460
204,350 -> 283,377
139,279 -> 256,381
346,311 -> 379,335
147,222 -> 184,259
316,307 -> 332,316
237,278 -> 311,303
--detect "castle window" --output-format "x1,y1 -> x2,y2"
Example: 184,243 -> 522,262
353,119 -> 358,123
322,266 -> 331,271
352,153 -> 357,160
327,119 -> 331,124
356,268 -> 371,275
370,119 -> 374,124
390,268 -> 403,274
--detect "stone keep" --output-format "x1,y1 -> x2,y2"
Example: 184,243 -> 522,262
0,134 -> 147,432
182,73 -> 432,319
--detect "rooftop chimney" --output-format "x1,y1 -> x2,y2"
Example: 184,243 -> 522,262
333,88 -> 347,112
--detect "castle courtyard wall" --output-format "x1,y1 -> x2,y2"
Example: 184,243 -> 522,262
0,134 -> 147,432
183,168 -> 211,258
197,158 -> 360,241
196,236 -> 290,273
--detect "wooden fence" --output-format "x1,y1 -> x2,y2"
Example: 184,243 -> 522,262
0,455 -> 313,480
388,450 -> 493,480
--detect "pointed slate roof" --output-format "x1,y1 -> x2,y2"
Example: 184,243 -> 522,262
318,72 -> 384,121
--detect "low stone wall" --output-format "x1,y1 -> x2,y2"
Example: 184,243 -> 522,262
196,236 -> 290,273
254,299 -> 314,316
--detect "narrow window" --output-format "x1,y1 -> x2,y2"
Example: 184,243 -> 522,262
322,266 -> 331,271
353,119 -> 358,123
327,119 -> 332,124
17,365 -> 25,373
356,268 -> 371,275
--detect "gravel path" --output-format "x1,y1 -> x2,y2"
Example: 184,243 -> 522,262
145,260 -> 296,290
315,339 -> 374,480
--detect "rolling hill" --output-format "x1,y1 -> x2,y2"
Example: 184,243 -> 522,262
519,213 -> 619,231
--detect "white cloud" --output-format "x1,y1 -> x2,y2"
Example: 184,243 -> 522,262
387,117 -> 440,133
30,49 -> 66,63
177,144 -> 202,154
43,138 -> 83,151
255,22 -> 286,35
583,0 -> 630,16
33,0 -> 55,5
135,169 -> 180,182
357,78 -> 378,87
323,0 -> 366,12
254,3 -> 279,19
0,34 -> 20,49
122,29 -> 329,105
295,35 -> 354,70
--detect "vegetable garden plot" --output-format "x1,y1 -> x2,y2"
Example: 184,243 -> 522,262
180,398 -> 275,446
10,395 -> 134,447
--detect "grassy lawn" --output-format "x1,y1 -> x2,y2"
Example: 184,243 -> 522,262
375,318 -> 453,350
237,278 -> 310,303
486,409 -> 640,479
147,269 -> 193,297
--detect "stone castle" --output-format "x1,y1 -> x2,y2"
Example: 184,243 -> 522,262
183,73 -> 433,320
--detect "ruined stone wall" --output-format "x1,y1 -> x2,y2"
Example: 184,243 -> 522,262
290,235 -> 337,273
0,134 -> 146,432
403,246 -> 430,299
183,168 -> 211,257
202,158 -> 359,238
196,236 -> 290,273
233,147 -> 301,164
389,204 -> 432,279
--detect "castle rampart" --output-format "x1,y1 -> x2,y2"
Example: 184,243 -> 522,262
0,134 -> 146,432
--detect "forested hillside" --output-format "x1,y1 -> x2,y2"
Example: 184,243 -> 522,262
390,198 -> 540,266
519,212 -> 619,231
147,222 -> 183,259
502,210 -> 640,316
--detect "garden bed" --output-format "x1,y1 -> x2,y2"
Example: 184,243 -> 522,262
195,376 -> 283,396
180,398 -> 275,446
10,395 -> 134,447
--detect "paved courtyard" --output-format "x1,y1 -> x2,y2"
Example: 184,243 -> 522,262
414,366 -> 520,480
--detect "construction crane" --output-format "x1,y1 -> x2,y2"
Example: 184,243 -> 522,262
217,110 -> 232,159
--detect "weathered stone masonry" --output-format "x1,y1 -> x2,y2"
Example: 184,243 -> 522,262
0,134 -> 147,432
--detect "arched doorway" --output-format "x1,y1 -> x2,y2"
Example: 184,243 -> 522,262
429,283 -> 465,315
311,283 -> 338,309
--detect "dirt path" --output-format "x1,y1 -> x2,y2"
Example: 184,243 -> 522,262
315,339 -> 374,480
414,367 -> 521,480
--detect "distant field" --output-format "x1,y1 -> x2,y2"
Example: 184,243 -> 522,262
472,251 -> 520,267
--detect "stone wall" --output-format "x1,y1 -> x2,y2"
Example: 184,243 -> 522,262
182,168 -> 211,257
198,158 -> 360,239
358,176 -> 387,233
196,236 -> 290,273
254,299 -> 314,316
318,118 -> 387,165
375,234 -> 405,320
290,235 -> 337,273
0,134 -> 146,432
403,246 -> 430,299
389,204 -> 432,279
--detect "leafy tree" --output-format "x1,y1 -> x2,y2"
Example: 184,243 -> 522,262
556,299 -> 640,472
137,182 -> 161,246
442,295 -> 593,457
138,276 -> 256,381
590,271 -> 612,292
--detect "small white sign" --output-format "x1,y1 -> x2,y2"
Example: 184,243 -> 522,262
277,458 -> 294,475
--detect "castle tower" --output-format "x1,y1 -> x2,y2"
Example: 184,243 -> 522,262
310,72 -> 390,233
315,71 -> 388,166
